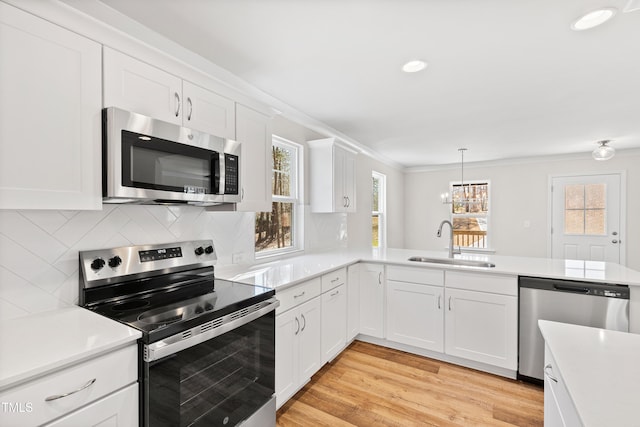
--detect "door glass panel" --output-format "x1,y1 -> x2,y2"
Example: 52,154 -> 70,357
585,209 -> 605,235
565,185 -> 584,209
585,184 -> 605,209
564,210 -> 584,234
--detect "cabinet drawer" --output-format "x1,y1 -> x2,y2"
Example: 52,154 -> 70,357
0,345 -> 137,427
387,266 -> 443,286
276,278 -> 321,314
44,383 -> 138,427
321,268 -> 347,293
445,271 -> 517,296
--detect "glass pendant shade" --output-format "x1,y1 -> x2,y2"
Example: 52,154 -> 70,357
592,140 -> 615,161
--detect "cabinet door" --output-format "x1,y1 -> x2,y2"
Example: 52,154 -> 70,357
235,104 -> 272,212
347,264 -> 360,341
298,297 -> 322,382
103,47 -> 182,125
275,308 -> 298,408
0,3 -> 101,210
182,80 -> 235,138
387,281 -> 444,352
321,284 -> 347,364
359,263 -> 385,338
444,288 -> 517,369
332,146 -> 347,212
342,149 -> 357,213
44,384 -> 138,427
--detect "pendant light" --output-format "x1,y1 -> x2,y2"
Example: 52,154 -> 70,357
441,148 -> 467,205
592,140 -> 615,161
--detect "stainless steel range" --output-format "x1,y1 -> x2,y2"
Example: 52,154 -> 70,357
79,240 -> 278,427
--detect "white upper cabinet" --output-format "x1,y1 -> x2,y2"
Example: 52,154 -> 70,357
308,138 -> 357,213
103,47 -> 236,139
234,104 -> 272,212
0,3 -> 102,210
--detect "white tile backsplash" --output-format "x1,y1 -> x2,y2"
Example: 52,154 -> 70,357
0,205 -> 347,320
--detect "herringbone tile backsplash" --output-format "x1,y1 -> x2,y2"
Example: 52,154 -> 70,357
0,205 -> 347,320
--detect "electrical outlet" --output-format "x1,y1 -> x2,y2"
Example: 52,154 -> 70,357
523,220 -> 531,228
232,252 -> 244,264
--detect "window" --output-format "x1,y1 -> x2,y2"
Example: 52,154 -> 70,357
564,183 -> 606,235
450,181 -> 489,249
255,137 -> 302,255
372,171 -> 386,248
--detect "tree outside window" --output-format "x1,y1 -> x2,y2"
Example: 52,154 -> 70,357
255,137 -> 301,255
451,182 -> 489,249
372,171 -> 386,248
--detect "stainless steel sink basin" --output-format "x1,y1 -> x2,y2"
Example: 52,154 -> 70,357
408,256 -> 496,268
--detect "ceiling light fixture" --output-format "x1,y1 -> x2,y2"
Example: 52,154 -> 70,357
571,8 -> 617,31
592,140 -> 615,161
402,60 -> 427,73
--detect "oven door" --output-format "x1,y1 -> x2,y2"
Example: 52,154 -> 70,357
142,301 -> 277,427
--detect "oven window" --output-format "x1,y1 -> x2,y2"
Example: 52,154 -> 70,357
144,312 -> 275,427
122,130 -> 219,194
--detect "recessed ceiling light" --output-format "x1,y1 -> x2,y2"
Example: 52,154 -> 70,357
402,60 -> 427,73
571,8 -> 617,31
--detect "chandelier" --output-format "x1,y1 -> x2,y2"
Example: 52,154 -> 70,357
441,148 -> 488,213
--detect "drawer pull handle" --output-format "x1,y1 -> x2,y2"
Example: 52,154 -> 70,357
330,290 -> 340,297
544,364 -> 558,383
293,291 -> 306,299
331,277 -> 340,283
45,378 -> 96,402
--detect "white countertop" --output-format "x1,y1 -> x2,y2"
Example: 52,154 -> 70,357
539,320 -> 640,426
215,248 -> 640,291
0,306 -> 141,391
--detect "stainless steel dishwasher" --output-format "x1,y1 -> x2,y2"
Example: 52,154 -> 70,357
518,276 -> 629,382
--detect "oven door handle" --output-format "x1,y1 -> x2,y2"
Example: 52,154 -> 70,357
144,297 -> 280,362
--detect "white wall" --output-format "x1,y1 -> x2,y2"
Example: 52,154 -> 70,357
404,149 -> 640,270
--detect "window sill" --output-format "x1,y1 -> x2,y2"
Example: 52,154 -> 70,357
255,247 -> 305,262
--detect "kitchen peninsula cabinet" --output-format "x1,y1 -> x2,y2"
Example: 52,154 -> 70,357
444,271 -> 518,370
320,268 -> 347,364
386,267 -> 444,352
359,263 -> 385,338
0,2 -> 101,210
347,264 -> 361,341
104,47 -> 236,139
275,278 -> 322,408
308,138 -> 357,213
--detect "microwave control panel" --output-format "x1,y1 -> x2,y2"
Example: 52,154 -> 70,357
224,154 -> 239,194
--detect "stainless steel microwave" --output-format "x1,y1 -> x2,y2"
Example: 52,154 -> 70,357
102,107 -> 241,206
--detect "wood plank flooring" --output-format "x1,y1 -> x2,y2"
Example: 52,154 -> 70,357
276,341 -> 543,426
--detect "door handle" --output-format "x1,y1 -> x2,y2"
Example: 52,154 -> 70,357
294,317 -> 300,335
448,296 -> 452,311
174,92 -> 181,117
187,97 -> 193,121
544,364 -> 558,383
378,272 -> 382,284
612,239 -> 619,244
300,314 -> 306,332
437,295 -> 441,310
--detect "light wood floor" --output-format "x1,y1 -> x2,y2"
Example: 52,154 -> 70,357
276,341 -> 543,426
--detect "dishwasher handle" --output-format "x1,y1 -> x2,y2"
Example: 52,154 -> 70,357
553,284 -> 590,294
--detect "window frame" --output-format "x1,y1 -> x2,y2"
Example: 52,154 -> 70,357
255,136 -> 304,258
449,179 -> 491,251
372,171 -> 386,248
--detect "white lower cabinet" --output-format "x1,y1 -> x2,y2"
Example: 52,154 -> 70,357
359,263 -> 385,338
543,345 -> 582,427
321,280 -> 347,364
275,282 -> 321,409
387,280 -> 444,352
44,384 -> 138,427
444,271 -> 518,370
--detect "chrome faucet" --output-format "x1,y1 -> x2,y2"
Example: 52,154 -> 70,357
437,220 -> 461,259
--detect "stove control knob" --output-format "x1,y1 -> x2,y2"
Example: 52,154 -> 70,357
90,258 -> 106,271
204,245 -> 214,255
204,302 -> 214,311
108,256 -> 122,268
194,305 -> 204,314
194,246 -> 204,256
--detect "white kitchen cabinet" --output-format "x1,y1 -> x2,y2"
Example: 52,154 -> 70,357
359,263 -> 385,338
275,281 -> 321,409
444,287 -> 518,370
308,138 -> 357,213
0,2 -> 101,210
104,47 -> 236,139
0,345 -> 138,427
234,104 -> 272,212
44,383 -> 138,427
387,281 -> 444,352
543,345 -> 582,427
347,264 -> 360,341
321,268 -> 347,364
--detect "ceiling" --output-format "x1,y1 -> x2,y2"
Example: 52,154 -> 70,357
69,0 -> 640,167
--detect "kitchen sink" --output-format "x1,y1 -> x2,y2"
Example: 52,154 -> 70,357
408,256 -> 496,268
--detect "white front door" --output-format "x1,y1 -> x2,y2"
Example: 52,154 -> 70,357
551,173 -> 622,263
